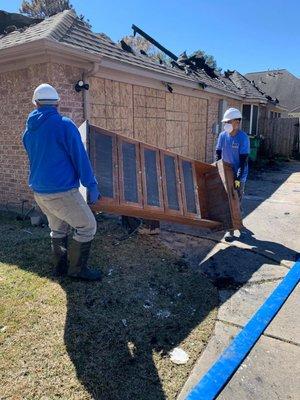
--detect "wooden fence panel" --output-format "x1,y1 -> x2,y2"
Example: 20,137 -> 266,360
259,117 -> 299,158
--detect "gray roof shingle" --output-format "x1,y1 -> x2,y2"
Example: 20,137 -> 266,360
0,9 -> 268,100
0,10 -> 243,96
245,70 -> 300,111
227,71 -> 266,101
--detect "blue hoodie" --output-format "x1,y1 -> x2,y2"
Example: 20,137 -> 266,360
22,106 -> 98,194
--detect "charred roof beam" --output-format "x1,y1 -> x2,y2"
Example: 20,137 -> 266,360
132,24 -> 178,61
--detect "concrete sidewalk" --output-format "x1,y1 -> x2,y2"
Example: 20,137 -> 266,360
168,161 -> 300,400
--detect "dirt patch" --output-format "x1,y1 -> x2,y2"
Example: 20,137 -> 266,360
0,211 -> 218,400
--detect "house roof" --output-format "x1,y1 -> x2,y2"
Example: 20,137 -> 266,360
289,105 -> 300,113
0,9 -> 280,104
226,70 -> 267,101
0,10 -> 245,97
245,69 -> 300,111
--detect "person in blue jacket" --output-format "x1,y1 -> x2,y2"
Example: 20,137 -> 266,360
216,108 -> 250,242
23,83 -> 101,280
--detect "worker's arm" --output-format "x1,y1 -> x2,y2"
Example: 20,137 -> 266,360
215,133 -> 223,161
62,118 -> 100,203
236,154 -> 249,180
215,149 -> 222,161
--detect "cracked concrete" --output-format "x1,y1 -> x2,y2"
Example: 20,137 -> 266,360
161,161 -> 300,400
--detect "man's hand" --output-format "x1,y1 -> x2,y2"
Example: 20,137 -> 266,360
88,185 -> 101,205
234,179 -> 241,190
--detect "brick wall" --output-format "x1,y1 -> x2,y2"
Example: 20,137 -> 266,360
0,62 -> 84,206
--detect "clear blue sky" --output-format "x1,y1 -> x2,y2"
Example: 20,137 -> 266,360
1,0 -> 299,77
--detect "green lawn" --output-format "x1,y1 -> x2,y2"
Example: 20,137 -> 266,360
0,211 -> 218,400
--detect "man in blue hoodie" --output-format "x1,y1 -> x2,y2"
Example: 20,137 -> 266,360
23,83 -> 101,281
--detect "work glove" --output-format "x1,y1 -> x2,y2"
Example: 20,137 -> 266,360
234,179 -> 241,190
88,184 -> 101,205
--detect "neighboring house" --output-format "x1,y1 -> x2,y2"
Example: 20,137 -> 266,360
225,70 -> 285,136
288,106 -> 300,119
0,9 -> 282,206
245,69 -> 300,115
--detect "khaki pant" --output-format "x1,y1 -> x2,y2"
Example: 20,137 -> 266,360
34,189 -> 97,242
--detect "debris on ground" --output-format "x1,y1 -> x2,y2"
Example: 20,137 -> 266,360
169,347 -> 190,365
157,309 -> 171,319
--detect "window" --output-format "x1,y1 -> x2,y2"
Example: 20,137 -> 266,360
218,99 -> 228,133
278,113 -> 281,118
242,104 -> 259,135
270,111 -> 274,118
252,105 -> 258,135
242,104 -> 251,134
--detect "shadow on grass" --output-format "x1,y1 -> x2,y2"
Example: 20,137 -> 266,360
0,213 -> 218,400
1,163 -> 299,399
0,208 -> 297,399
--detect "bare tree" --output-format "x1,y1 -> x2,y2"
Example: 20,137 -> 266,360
19,0 -> 91,27
20,0 -> 72,18
121,35 -> 171,63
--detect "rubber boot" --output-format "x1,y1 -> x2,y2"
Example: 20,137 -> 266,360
68,239 -> 102,281
51,237 -> 68,277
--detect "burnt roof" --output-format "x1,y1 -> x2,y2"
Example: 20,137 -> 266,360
0,9 -> 276,102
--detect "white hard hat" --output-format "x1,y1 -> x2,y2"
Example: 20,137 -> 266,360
222,108 -> 242,122
32,83 -> 60,105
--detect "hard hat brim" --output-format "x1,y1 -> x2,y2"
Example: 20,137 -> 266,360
221,117 -> 242,122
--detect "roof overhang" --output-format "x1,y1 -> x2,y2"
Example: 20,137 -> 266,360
98,57 -> 243,100
242,98 -> 268,104
0,38 -> 102,72
0,38 -> 244,100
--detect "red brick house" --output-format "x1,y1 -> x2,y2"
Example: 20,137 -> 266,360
0,10 -> 281,206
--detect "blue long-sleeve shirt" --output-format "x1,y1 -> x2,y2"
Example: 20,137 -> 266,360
22,106 -> 98,194
216,130 -> 250,182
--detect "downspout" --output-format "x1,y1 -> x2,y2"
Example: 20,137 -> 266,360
82,60 -> 101,122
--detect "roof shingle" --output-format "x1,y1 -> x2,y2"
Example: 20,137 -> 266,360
0,9 -> 274,102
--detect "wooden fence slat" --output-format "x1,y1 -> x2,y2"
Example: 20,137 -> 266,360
260,117 -> 299,158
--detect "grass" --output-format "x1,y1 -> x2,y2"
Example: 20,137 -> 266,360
0,211 -> 218,400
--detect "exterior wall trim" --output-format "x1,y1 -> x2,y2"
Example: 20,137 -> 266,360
0,39 -> 243,100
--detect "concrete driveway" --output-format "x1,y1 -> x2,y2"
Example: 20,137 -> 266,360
162,161 -> 300,400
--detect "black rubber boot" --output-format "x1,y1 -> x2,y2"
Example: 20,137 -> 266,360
68,239 -> 102,281
51,237 -> 68,277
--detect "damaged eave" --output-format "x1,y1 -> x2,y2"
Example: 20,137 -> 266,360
242,97 -> 268,104
98,57 -> 243,100
0,35 -> 243,100
0,38 -> 102,72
